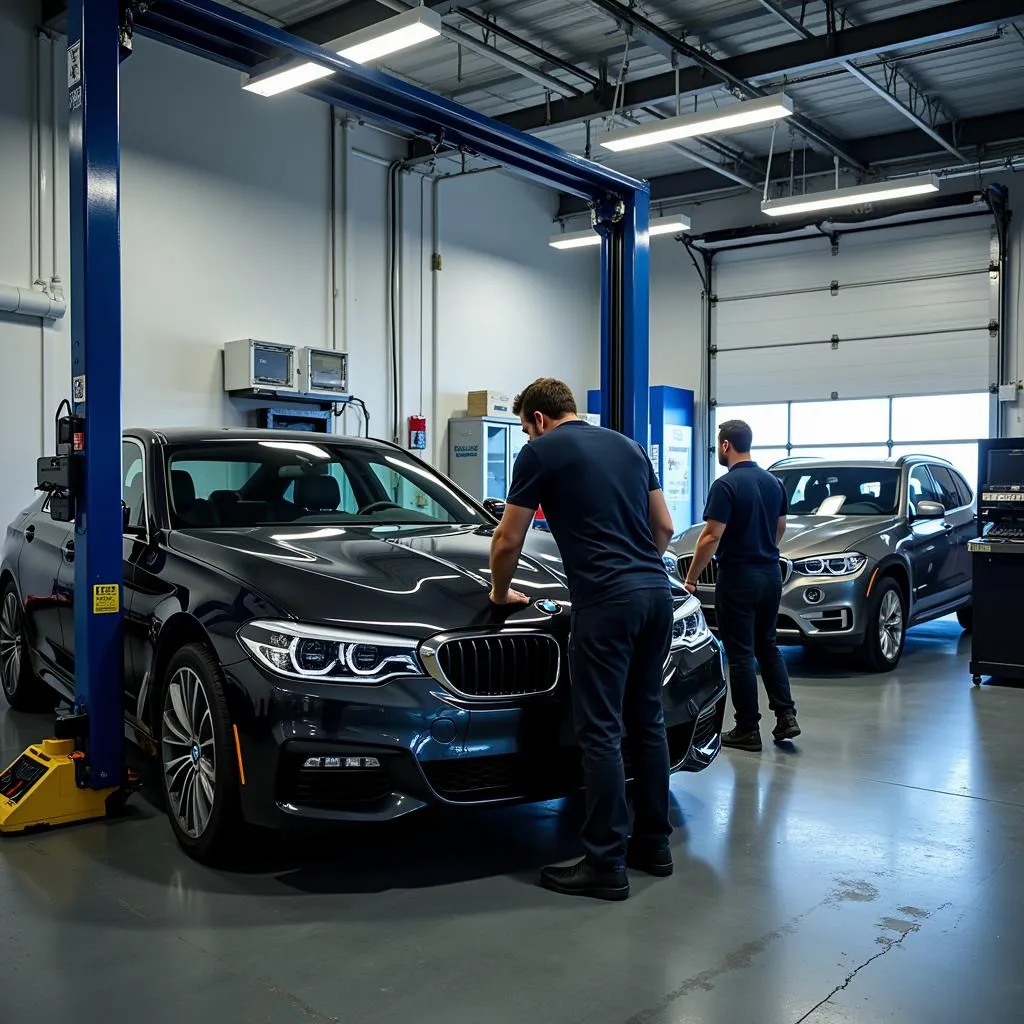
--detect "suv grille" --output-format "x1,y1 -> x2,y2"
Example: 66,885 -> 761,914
432,634 -> 560,699
678,556 -> 792,586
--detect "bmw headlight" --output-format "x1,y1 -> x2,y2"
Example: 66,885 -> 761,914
671,595 -> 711,650
792,553 -> 867,577
238,621 -> 423,683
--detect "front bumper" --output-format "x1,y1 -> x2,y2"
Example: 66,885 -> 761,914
225,637 -> 727,829
693,568 -> 870,647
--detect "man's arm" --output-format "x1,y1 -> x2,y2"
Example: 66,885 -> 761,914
648,488 -> 675,556
684,519 -> 726,593
489,504 -> 534,605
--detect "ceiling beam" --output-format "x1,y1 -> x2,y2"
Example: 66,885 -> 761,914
503,0 -> 1024,135
556,106 -> 1024,216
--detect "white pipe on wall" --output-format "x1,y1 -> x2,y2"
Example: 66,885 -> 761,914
0,283 -> 67,320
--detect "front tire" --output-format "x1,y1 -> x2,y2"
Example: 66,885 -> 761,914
859,579 -> 906,673
956,605 -> 973,632
0,583 -> 52,711
157,643 -> 245,863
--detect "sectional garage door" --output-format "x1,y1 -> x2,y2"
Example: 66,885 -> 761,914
711,216 -> 998,406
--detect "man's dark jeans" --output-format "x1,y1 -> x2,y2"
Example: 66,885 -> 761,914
569,587 -> 674,872
715,561 -> 796,733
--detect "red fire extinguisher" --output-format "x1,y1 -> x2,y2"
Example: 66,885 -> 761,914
408,415 -> 427,451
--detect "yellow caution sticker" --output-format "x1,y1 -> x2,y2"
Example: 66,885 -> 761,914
92,584 -> 120,615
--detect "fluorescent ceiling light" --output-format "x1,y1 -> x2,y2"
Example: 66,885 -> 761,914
601,94 -> 794,153
244,8 -> 442,97
549,214 -> 692,250
761,174 -> 940,217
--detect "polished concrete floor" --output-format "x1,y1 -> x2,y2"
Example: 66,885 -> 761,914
2,619 -> 1023,1024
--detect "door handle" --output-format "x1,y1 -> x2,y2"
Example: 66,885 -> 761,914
25,525 -> 35,542
62,539 -> 75,563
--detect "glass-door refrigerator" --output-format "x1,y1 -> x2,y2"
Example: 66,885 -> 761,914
448,417 -> 529,501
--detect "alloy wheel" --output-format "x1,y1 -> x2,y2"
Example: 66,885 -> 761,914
878,590 -> 904,663
161,667 -> 217,838
0,593 -> 23,697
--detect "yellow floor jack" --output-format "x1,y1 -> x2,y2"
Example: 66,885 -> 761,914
0,714 -> 137,835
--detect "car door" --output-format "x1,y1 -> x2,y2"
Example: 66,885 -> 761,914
17,500 -> 74,684
56,440 -> 148,705
929,465 -> 975,595
905,464 -> 949,614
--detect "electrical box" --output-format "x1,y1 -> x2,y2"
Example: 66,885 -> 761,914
297,346 -> 349,400
223,339 -> 298,393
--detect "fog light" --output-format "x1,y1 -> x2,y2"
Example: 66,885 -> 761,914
805,587 -> 825,605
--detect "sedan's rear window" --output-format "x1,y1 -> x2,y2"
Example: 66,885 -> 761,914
772,466 -> 901,516
166,440 -> 486,529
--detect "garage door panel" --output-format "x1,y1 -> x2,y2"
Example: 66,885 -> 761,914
716,328 -> 992,405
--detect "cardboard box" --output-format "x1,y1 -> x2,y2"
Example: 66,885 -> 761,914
467,390 -> 516,419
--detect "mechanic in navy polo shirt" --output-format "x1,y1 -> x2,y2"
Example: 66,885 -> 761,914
488,378 -> 676,902
683,419 -> 801,752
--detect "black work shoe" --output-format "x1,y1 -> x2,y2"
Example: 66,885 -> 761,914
722,727 -> 762,752
540,858 -> 630,901
773,713 -> 801,742
627,843 -> 674,877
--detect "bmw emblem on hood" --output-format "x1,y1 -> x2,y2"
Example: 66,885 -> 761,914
536,599 -> 561,615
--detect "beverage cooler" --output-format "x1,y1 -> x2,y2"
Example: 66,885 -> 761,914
448,417 -> 529,501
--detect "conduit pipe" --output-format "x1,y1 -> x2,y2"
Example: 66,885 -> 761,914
0,283 -> 66,320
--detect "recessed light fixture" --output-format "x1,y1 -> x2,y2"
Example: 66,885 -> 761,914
761,174 -> 940,217
600,94 -> 794,153
243,7 -> 443,97
549,214 -> 692,250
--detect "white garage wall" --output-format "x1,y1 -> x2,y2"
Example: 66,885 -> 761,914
0,5 -> 601,530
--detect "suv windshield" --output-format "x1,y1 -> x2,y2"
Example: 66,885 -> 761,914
771,465 -> 901,517
166,440 -> 486,529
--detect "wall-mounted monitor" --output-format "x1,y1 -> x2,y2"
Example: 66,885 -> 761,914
223,339 -> 298,393
298,347 -> 349,400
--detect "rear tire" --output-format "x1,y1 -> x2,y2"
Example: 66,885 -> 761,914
0,582 -> 53,712
858,578 -> 906,673
156,643 -> 246,863
956,605 -> 973,632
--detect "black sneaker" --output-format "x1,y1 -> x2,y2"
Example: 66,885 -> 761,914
722,727 -> 762,752
773,713 -> 801,742
627,843 -> 674,877
540,858 -> 630,901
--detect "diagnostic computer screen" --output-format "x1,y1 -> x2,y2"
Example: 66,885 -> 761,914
988,450 -> 1024,487
253,347 -> 291,385
310,351 -> 345,390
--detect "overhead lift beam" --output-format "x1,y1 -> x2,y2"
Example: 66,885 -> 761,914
502,0 -> 1024,134
10,0 -> 652,822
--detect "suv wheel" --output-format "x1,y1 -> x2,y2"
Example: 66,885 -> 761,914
859,579 -> 906,672
157,643 -> 245,862
0,583 -> 52,711
956,605 -> 973,632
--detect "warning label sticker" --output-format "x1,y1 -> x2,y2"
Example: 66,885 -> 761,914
92,584 -> 119,615
67,41 -> 81,87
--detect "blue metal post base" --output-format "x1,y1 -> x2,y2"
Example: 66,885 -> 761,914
68,0 -> 125,788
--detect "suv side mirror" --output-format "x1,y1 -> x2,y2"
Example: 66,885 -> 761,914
915,500 -> 945,520
482,497 -> 506,520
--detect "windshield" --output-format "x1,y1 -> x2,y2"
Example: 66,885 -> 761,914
166,440 -> 486,529
772,465 -> 901,516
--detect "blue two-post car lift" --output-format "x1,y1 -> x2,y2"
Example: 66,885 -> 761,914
0,0 -> 653,829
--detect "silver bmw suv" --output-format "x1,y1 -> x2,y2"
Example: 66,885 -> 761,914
675,455 -> 976,671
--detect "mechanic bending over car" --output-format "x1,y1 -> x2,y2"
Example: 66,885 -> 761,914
683,419 -> 801,752
488,378 -> 677,902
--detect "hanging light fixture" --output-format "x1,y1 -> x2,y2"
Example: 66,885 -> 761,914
244,8 -> 443,97
761,174 -> 940,217
600,94 -> 794,153
549,214 -> 692,250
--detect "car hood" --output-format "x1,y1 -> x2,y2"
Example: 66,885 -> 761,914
675,515 -> 898,560
168,523 -> 571,639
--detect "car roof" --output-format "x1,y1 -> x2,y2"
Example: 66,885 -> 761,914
769,454 -> 956,471
125,427 -> 395,451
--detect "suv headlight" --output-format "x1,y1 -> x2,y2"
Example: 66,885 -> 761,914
792,553 -> 867,577
238,620 -> 423,683
671,595 -> 711,650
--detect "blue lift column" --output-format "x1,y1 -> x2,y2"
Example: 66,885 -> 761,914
67,0 -> 125,788
597,188 -> 651,445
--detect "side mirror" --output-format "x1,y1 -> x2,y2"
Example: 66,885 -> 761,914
122,500 -> 131,532
915,500 -> 945,520
482,497 -> 506,520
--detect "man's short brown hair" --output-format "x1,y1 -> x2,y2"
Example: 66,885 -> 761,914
513,378 -> 578,420
718,419 -> 753,454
